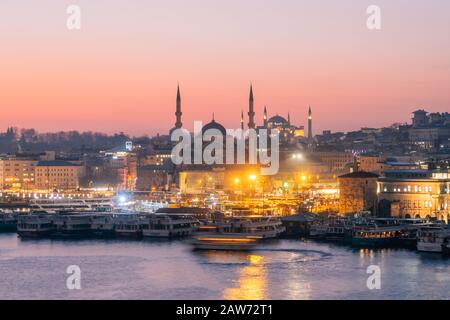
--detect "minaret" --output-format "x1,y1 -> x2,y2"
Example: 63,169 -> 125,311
240,110 -> 244,130
263,106 -> 268,127
175,85 -> 182,129
308,106 -> 313,142
248,85 -> 255,129
288,112 -> 291,126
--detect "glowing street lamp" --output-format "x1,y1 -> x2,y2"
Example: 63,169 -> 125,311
249,174 -> 257,181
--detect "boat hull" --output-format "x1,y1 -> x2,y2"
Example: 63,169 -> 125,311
417,242 -> 442,253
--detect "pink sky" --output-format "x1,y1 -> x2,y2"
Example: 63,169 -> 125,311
1,0 -> 449,136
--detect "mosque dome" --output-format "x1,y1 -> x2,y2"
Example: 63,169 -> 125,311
268,115 -> 289,127
202,119 -> 227,136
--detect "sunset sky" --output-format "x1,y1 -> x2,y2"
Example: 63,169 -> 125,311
1,0 -> 449,136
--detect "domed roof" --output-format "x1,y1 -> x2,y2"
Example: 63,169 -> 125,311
202,119 -> 227,136
268,115 -> 289,125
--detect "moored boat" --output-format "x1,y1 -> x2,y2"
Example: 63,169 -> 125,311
51,214 -> 92,238
114,214 -> 145,239
90,214 -> 115,237
417,226 -> 450,253
351,226 -> 400,248
0,212 -> 17,232
17,214 -> 56,237
142,213 -> 199,238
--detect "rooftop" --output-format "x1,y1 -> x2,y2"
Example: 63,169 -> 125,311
339,171 -> 379,179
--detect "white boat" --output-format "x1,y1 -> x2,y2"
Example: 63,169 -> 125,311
30,198 -> 113,213
17,214 -> 56,237
417,226 -> 450,253
114,214 -> 146,238
142,213 -> 199,238
191,215 -> 284,251
52,214 -> 92,238
90,214 -> 115,237
216,215 -> 286,239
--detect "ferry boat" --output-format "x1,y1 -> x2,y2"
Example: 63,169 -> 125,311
114,214 -> 145,239
90,214 -> 115,237
191,215 -> 284,251
351,226 -> 400,248
442,237 -> 450,256
191,233 -> 259,251
309,223 -> 328,239
142,213 -> 199,238
218,215 -> 286,239
52,214 -> 92,238
17,214 -> 56,237
0,212 -> 17,232
417,226 -> 450,253
30,198 -> 113,213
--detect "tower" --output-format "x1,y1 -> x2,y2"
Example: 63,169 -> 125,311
248,85 -> 255,129
287,112 -> 291,126
263,106 -> 268,127
175,85 -> 182,129
240,110 -> 244,130
308,106 -> 313,142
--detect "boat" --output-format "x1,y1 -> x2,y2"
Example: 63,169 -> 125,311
114,214 -> 145,238
442,237 -> 450,256
90,214 -> 115,237
51,213 -> 92,238
0,212 -> 17,232
191,233 -> 259,251
216,215 -> 286,239
142,213 -> 199,238
309,223 -> 328,239
29,197 -> 113,213
17,214 -> 56,237
417,225 -> 450,253
351,226 -> 400,248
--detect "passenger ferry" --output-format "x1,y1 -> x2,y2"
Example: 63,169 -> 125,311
442,236 -> 450,256
90,214 -> 115,237
351,226 -> 400,248
29,198 -> 113,213
17,214 -> 56,237
217,215 -> 286,239
52,214 -> 92,238
417,225 -> 450,253
191,215 -> 284,250
142,213 -> 199,238
114,214 -> 146,238
0,212 -> 17,232
191,232 -> 259,251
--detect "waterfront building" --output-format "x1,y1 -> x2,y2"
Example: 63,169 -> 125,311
338,171 -> 379,215
35,160 -> 81,190
0,157 -> 36,190
377,170 -> 450,222
313,151 -> 355,173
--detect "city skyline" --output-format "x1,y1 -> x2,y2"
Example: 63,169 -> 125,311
1,0 -> 450,135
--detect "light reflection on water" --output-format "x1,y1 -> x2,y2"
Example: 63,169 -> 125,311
0,234 -> 449,300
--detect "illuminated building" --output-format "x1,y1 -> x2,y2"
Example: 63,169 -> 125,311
0,157 -> 37,190
338,171 -> 379,215
377,170 -> 450,222
35,160 -> 81,190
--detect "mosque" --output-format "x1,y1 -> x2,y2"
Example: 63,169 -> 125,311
170,85 -> 310,146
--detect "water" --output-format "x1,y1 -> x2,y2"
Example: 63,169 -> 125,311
0,233 -> 449,300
